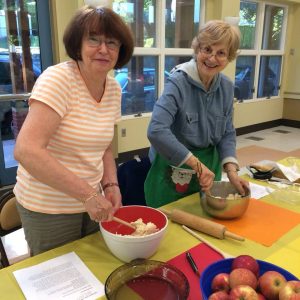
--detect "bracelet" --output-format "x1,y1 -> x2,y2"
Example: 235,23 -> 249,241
102,182 -> 119,191
226,169 -> 238,173
196,161 -> 202,177
82,192 -> 98,204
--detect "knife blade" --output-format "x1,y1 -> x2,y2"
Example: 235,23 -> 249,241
268,177 -> 300,186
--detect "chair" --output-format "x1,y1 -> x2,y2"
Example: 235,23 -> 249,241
0,190 -> 22,267
117,156 -> 151,206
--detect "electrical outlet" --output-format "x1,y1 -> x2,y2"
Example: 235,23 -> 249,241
121,128 -> 126,137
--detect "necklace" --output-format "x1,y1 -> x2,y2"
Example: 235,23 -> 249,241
76,61 -> 105,102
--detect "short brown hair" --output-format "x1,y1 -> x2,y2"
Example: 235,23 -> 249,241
63,6 -> 134,69
191,20 -> 240,62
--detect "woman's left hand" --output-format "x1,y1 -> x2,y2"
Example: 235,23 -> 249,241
104,185 -> 122,214
227,171 -> 250,196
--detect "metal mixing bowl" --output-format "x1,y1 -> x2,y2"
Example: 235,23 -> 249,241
200,181 -> 250,219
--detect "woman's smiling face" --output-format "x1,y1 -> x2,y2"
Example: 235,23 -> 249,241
196,43 -> 229,83
80,33 -> 120,75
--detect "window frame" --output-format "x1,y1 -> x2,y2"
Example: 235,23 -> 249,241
120,0 -> 205,118
236,0 -> 288,103
0,0 -> 53,187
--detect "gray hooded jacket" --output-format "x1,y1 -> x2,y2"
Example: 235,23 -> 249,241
147,59 -> 238,168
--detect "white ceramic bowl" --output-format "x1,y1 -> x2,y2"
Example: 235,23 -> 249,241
100,206 -> 168,262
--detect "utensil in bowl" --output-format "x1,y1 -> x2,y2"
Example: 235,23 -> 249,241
200,258 -> 298,300
112,216 -> 136,230
100,205 -> 168,262
201,181 -> 250,219
105,259 -> 190,300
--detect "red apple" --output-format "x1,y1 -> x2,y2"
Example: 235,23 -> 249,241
257,293 -> 266,300
232,255 -> 260,278
209,290 -> 230,300
229,285 -> 258,300
211,273 -> 230,292
258,270 -> 287,300
279,280 -> 300,300
229,268 -> 258,290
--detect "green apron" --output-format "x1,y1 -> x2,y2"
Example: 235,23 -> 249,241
144,146 -> 221,208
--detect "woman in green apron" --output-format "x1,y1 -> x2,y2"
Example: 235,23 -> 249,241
145,20 -> 249,208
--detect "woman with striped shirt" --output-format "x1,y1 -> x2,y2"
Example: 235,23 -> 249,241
13,6 -> 134,255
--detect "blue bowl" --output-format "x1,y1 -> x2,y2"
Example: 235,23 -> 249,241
200,258 -> 299,300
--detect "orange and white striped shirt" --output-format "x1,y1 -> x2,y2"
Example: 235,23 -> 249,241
14,60 -> 121,214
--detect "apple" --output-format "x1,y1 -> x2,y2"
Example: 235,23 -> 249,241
229,268 -> 258,290
257,293 -> 266,300
258,270 -> 287,300
211,273 -> 230,292
279,280 -> 300,300
232,255 -> 260,278
229,285 -> 258,300
209,290 -> 230,300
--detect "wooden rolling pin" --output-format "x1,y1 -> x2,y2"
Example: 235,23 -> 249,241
160,208 -> 244,241
182,225 -> 233,258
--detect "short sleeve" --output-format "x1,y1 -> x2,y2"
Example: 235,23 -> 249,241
29,65 -> 71,117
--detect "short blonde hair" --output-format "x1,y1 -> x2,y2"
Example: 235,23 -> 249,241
191,20 -> 240,62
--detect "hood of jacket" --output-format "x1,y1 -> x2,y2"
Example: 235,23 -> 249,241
171,59 -> 221,92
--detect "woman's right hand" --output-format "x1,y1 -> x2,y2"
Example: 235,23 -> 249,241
186,156 -> 215,192
198,163 -> 215,193
84,194 -> 114,222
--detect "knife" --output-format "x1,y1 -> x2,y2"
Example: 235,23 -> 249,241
267,177 -> 300,186
186,251 -> 200,277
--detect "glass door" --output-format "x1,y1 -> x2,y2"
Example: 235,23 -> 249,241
0,0 -> 52,187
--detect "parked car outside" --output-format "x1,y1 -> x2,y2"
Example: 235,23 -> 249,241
234,65 -> 276,100
0,50 -> 41,94
115,68 -> 170,115
0,50 -> 40,138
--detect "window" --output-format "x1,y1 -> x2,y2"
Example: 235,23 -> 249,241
115,56 -> 159,115
0,0 -> 52,186
113,0 -> 203,116
234,1 -> 287,101
0,1 -> 42,95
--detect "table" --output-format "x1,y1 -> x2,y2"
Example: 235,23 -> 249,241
1,175 -> 299,299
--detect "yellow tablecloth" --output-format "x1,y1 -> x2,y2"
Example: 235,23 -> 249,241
1,173 -> 300,299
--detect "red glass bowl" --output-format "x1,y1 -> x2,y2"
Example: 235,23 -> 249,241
105,259 -> 189,300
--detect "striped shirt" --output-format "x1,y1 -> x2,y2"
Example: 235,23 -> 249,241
14,60 -> 121,214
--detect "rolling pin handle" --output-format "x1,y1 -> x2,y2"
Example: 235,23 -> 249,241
159,208 -> 244,242
224,230 -> 245,241
159,208 -> 171,217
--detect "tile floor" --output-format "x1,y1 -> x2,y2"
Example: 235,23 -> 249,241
236,125 -> 300,168
1,126 -> 299,268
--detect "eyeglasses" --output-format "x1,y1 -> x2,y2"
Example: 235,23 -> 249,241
199,46 -> 228,62
86,35 -> 121,51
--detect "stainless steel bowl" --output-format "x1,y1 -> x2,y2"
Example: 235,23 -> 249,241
200,181 -> 250,219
